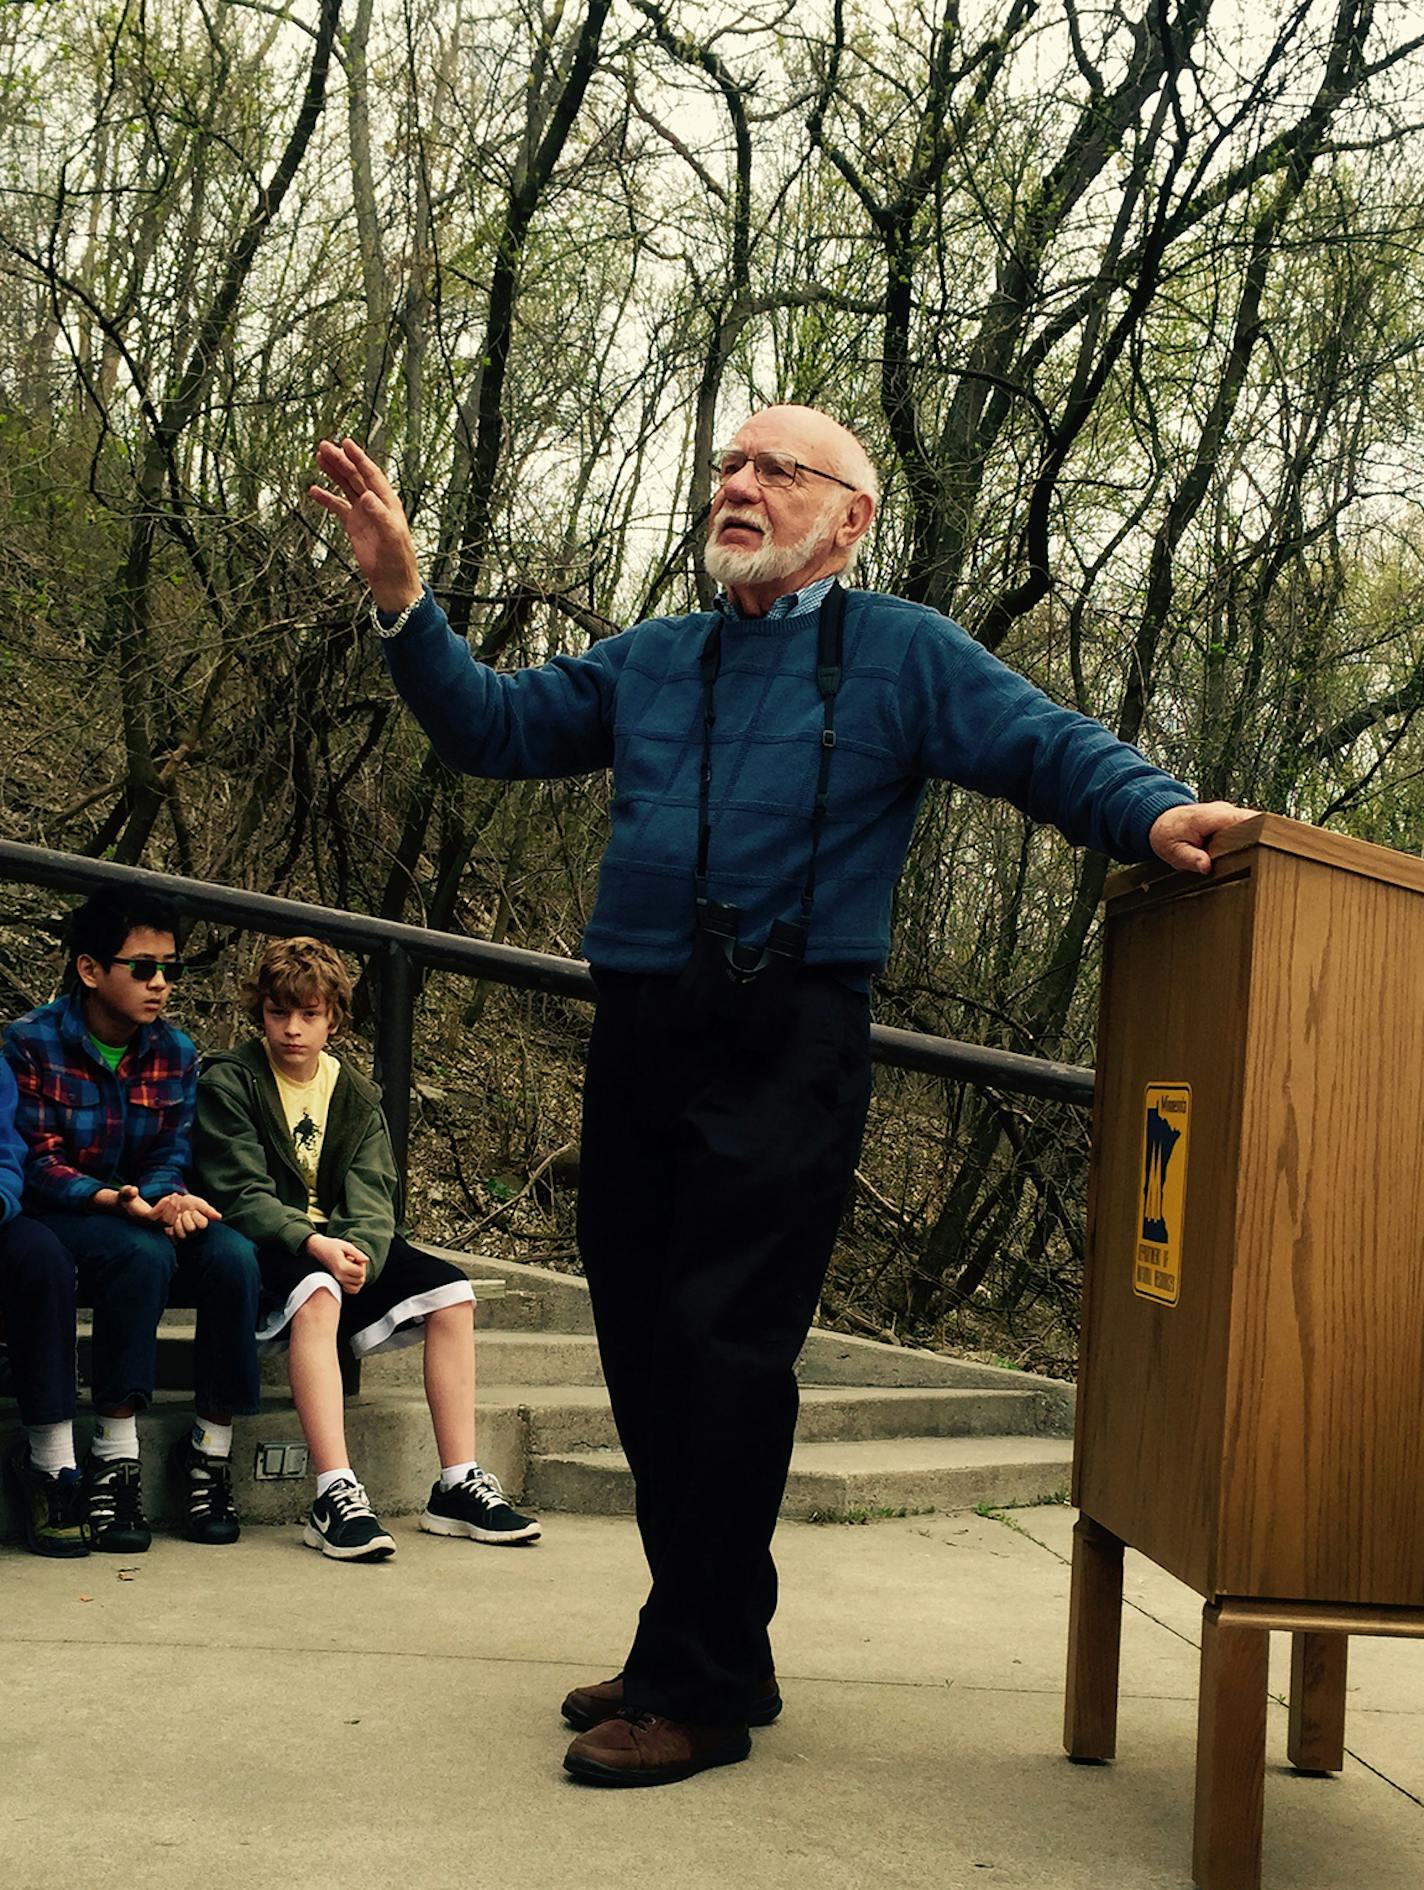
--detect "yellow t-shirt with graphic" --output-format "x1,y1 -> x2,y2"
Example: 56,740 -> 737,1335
263,1045 -> 340,1226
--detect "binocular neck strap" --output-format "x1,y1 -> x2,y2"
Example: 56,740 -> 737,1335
694,582 -> 846,924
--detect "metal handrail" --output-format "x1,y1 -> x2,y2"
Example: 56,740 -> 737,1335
0,838 -> 1095,1174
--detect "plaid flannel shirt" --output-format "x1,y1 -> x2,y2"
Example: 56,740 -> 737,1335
2,992 -> 197,1210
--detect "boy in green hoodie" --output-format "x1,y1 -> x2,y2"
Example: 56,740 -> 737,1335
195,936 -> 539,1560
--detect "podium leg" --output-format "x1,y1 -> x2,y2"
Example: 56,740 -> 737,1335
1287,1631 -> 1348,1773
1064,1513 -> 1124,1761
1193,1603 -> 1268,1890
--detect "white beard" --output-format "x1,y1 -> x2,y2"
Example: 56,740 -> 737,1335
703,500 -> 840,588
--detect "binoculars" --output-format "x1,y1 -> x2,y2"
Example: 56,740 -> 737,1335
695,899 -> 808,984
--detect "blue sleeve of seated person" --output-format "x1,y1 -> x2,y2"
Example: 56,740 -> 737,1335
0,1058 -> 24,1224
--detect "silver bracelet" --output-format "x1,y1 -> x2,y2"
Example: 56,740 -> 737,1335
371,589 -> 424,638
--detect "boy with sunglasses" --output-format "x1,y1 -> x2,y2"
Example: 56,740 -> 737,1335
2,890 -> 261,1552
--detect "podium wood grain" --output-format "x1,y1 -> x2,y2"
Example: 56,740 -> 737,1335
1064,1515 -> 1124,1762
1074,867 -> 1252,1595
1076,819 -> 1424,1607
1287,1632 -> 1348,1773
1069,816 -> 1424,1890
1193,1605 -> 1268,1890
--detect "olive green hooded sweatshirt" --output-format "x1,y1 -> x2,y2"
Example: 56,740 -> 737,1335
194,1038 -> 404,1281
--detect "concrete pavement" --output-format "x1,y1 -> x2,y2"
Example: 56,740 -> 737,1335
2,1502 -> 1422,1889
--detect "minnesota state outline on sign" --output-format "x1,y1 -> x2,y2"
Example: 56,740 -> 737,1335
1135,1083 -> 1191,1306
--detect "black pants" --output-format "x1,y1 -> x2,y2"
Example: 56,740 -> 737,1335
577,962 -> 872,1722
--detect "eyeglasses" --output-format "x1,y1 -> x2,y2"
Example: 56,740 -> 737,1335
711,448 -> 857,493
106,958 -> 186,984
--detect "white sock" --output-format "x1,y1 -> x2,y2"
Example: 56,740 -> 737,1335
439,1460 -> 480,1490
191,1418 -> 233,1459
91,1414 -> 139,1461
316,1466 -> 356,1498
26,1421 -> 77,1476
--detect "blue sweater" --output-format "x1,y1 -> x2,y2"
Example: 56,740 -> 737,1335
0,1059 -> 23,1224
383,585 -> 1195,972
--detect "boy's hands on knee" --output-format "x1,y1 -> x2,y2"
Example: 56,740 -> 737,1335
304,1231 -> 369,1294
151,1191 -> 223,1240
105,1183 -> 160,1223
100,1185 -> 221,1237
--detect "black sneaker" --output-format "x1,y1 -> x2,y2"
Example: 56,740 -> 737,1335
420,1467 -> 541,1545
303,1478 -> 396,1561
6,1440 -> 88,1558
171,1436 -> 240,1545
83,1450 -> 152,1554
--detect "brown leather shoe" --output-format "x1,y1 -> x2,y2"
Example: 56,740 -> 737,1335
563,1708 -> 751,1786
561,1672 -> 782,1732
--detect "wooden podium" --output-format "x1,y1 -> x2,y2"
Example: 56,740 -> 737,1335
1064,814 -> 1424,1890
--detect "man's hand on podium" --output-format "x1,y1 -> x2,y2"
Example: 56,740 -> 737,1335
1149,802 -> 1256,876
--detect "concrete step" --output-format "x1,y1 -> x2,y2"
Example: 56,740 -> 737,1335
81,1253 -> 1075,1433
795,1330 -> 1075,1420
45,1251 -> 1079,1530
360,1331 -> 606,1390
526,1433 -> 1075,1519
420,1246 -> 598,1332
361,1333 -> 1072,1422
0,1390 -> 531,1543
791,1385 -> 1053,1443
81,1292 -> 590,1398
472,1289 -> 567,1332
84,1314 -> 603,1394
476,1384 -> 1054,1457
435,1256 -> 1075,1429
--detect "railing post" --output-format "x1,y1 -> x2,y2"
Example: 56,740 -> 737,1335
373,942 -> 415,1185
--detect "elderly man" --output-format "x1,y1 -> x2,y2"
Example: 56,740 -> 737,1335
312,408 -> 1248,1787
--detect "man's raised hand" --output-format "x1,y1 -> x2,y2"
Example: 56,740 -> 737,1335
310,437 -> 423,615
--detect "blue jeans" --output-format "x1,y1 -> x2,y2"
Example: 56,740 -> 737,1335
26,1208 -> 261,1417
0,1214 -> 78,1425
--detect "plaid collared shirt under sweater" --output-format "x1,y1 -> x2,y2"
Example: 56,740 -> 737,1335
2,990 -> 197,1209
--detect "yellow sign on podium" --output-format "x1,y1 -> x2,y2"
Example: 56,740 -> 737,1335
1134,1082 -> 1190,1305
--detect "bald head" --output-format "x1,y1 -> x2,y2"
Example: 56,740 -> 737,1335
738,406 -> 881,507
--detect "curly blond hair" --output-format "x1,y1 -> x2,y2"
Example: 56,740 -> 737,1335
244,936 -> 353,1033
